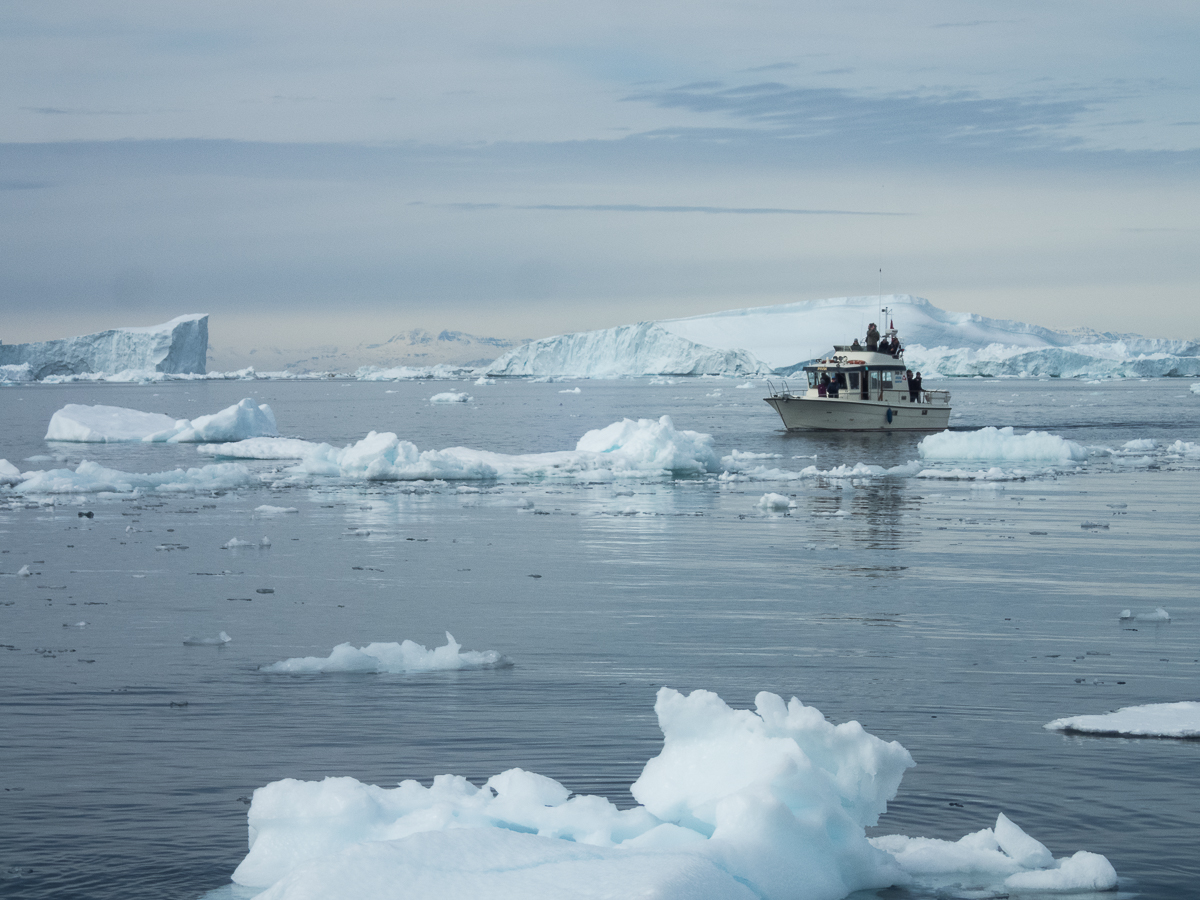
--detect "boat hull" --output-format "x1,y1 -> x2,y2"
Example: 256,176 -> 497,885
765,396 -> 951,432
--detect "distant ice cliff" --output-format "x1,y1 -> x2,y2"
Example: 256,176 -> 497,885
486,295 -> 1200,379
0,314 -> 208,380
485,321 -> 770,378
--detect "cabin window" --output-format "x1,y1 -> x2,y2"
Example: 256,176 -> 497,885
869,371 -> 880,395
806,371 -> 818,388
881,371 -> 893,388
848,372 -> 860,390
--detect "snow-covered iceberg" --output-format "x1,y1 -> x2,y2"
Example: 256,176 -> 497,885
485,322 -> 770,378
199,415 -> 721,481
0,314 -> 208,380
45,399 -> 277,443
1045,702 -> 1200,738
228,687 -> 1115,900
260,633 -> 509,674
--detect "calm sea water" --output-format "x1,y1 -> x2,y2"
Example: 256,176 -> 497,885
1,377 -> 1198,900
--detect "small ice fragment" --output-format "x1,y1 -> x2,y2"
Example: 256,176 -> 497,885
756,492 -> 792,512
558,387 -> 581,394
259,537 -> 272,548
994,812 -> 1054,868
254,505 -> 299,516
429,392 -> 470,403
183,631 -> 232,646
222,537 -> 257,549
18,565 -> 31,576
1120,607 -> 1169,621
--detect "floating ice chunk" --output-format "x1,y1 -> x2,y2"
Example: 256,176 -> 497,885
229,687 -> 1114,900
1122,438 -> 1158,451
474,376 -> 495,385
1003,850 -> 1118,892
1119,607 -> 1170,621
46,405 -> 181,442
756,492 -> 792,512
736,381 -> 754,389
198,417 -> 720,482
260,537 -> 272,547
1191,382 -> 1200,394
993,812 -> 1054,868
166,399 -> 278,442
254,505 -> 299,516
200,437 -> 317,459
919,427 -> 1088,464
0,459 -> 21,484
260,632 -> 509,675
429,392 -> 470,403
1045,701 -> 1200,738
14,460 -> 255,494
184,631 -> 232,646
222,537 -> 258,549
18,565 -> 31,576
558,387 -> 581,394
45,399 -> 277,443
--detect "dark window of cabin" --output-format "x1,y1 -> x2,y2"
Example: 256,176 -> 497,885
848,372 -> 860,390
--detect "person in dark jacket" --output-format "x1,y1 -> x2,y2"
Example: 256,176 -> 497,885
878,336 -> 892,355
910,371 -> 923,402
865,324 -> 880,351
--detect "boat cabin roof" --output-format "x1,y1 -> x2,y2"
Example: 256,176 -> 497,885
806,347 -> 905,372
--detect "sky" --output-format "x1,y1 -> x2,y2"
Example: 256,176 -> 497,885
2,1 -> 1199,365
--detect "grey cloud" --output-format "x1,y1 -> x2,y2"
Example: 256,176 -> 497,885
442,202 -> 905,216
624,81 -> 1092,155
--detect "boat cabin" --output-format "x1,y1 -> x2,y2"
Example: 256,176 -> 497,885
803,347 -> 912,403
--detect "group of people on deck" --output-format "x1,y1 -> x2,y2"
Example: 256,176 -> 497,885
820,322 -> 925,403
850,322 -> 902,358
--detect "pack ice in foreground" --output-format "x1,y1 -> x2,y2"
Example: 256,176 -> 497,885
229,688 -> 1116,900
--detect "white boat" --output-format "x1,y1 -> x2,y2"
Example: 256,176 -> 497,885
764,319 -> 951,432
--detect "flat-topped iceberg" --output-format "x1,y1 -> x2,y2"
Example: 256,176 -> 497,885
0,314 -> 208,380
229,687 -> 1115,900
1045,702 -> 1200,738
46,399 -> 277,443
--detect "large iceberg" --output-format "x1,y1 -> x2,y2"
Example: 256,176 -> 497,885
485,322 -> 770,378
46,399 -> 277,443
486,295 -> 1199,379
228,687 -> 1115,900
0,314 -> 208,380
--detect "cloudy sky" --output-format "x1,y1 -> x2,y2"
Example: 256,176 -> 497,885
3,1 -> 1198,363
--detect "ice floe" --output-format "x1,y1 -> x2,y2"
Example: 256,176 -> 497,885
254,505 -> 299,516
756,492 -> 793,512
201,416 -> 719,481
429,391 -> 470,403
46,398 -> 278,443
183,631 -> 232,646
1045,701 -> 1200,738
229,687 -> 1115,900
1119,607 -> 1170,622
0,459 -> 21,485
918,427 -> 1089,464
260,633 -> 509,674
12,460 -> 255,494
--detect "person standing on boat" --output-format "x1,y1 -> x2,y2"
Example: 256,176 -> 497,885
909,371 -> 923,402
890,335 -> 903,358
866,323 -> 880,351
878,335 -> 892,356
